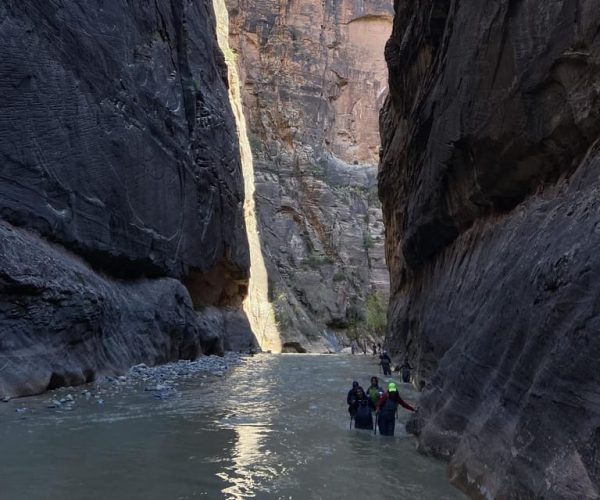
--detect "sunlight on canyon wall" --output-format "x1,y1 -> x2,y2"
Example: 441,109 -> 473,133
213,0 -> 282,352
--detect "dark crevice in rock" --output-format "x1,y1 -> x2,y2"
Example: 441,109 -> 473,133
281,342 -> 308,354
183,256 -> 249,309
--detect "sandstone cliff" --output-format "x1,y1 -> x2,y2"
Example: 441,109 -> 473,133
226,0 -> 392,350
380,1 -> 600,497
0,0 -> 252,398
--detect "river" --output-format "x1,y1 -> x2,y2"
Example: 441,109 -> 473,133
0,354 -> 463,499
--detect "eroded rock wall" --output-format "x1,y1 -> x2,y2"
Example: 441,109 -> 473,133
380,0 -> 600,497
226,0 -> 392,349
0,0 -> 252,397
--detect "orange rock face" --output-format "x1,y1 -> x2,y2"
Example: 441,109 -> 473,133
228,1 -> 391,164
226,0 -> 392,349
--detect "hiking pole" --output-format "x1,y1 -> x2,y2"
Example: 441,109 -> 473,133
373,412 -> 378,435
349,415 -> 353,430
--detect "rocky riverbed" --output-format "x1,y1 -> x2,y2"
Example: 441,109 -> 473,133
2,353 -> 245,417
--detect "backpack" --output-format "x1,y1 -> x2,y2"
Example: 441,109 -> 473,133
380,397 -> 398,418
367,386 -> 382,405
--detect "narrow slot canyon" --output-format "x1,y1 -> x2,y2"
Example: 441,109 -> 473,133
0,1 -> 598,499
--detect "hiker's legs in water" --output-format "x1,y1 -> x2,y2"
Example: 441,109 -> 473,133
378,414 -> 395,436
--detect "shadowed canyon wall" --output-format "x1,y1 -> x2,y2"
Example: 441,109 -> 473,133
380,0 -> 600,497
225,0 -> 392,350
0,0 -> 253,398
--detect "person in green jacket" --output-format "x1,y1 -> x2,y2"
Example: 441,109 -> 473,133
366,376 -> 383,407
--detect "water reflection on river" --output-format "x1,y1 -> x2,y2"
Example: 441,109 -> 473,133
0,354 -> 463,499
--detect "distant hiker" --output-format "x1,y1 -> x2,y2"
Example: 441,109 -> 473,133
366,376 -> 383,407
351,387 -> 374,430
347,381 -> 363,417
377,342 -> 382,354
372,343 -> 377,356
351,340 -> 358,355
399,357 -> 413,383
376,382 -> 415,436
379,351 -> 392,376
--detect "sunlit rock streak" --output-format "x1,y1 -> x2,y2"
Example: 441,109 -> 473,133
213,0 -> 282,353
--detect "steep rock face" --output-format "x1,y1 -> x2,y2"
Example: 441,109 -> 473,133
0,0 -> 248,289
380,0 -> 600,497
0,0 -> 252,397
226,0 -> 392,349
0,221 -> 224,398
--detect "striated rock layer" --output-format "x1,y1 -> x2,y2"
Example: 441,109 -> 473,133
0,0 -> 253,397
380,0 -> 600,497
226,0 -> 392,350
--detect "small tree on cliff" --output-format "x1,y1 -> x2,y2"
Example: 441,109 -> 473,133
365,293 -> 386,337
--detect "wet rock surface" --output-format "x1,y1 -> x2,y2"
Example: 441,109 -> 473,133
0,1 -> 252,397
226,0 -> 392,349
380,0 -> 600,497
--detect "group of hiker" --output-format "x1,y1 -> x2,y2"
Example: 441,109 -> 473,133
378,350 -> 413,383
346,376 -> 416,436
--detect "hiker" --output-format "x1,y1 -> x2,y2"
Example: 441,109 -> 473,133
379,351 -> 392,376
372,343 -> 377,356
351,387 -> 374,430
376,382 -> 415,436
377,342 -> 382,354
351,340 -> 358,355
366,376 -> 383,407
399,357 -> 413,383
347,381 -> 363,417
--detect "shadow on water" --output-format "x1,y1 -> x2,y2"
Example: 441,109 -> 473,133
0,354 -> 464,499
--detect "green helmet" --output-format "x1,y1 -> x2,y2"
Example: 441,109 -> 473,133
388,382 -> 398,392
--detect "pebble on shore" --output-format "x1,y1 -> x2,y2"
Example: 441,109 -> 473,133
13,352 -> 246,413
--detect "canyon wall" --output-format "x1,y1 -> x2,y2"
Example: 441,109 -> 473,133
226,0 -> 392,350
0,0 -> 252,398
380,0 -> 600,497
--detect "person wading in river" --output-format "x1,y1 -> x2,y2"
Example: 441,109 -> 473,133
366,376 -> 383,407
399,357 -> 413,383
376,382 -> 415,436
347,381 -> 363,425
379,351 -> 392,376
350,386 -> 374,430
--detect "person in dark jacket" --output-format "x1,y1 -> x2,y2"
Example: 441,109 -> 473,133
379,351 -> 392,376
376,382 -> 415,436
351,387 -> 374,430
347,381 -> 363,417
399,357 -> 413,383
